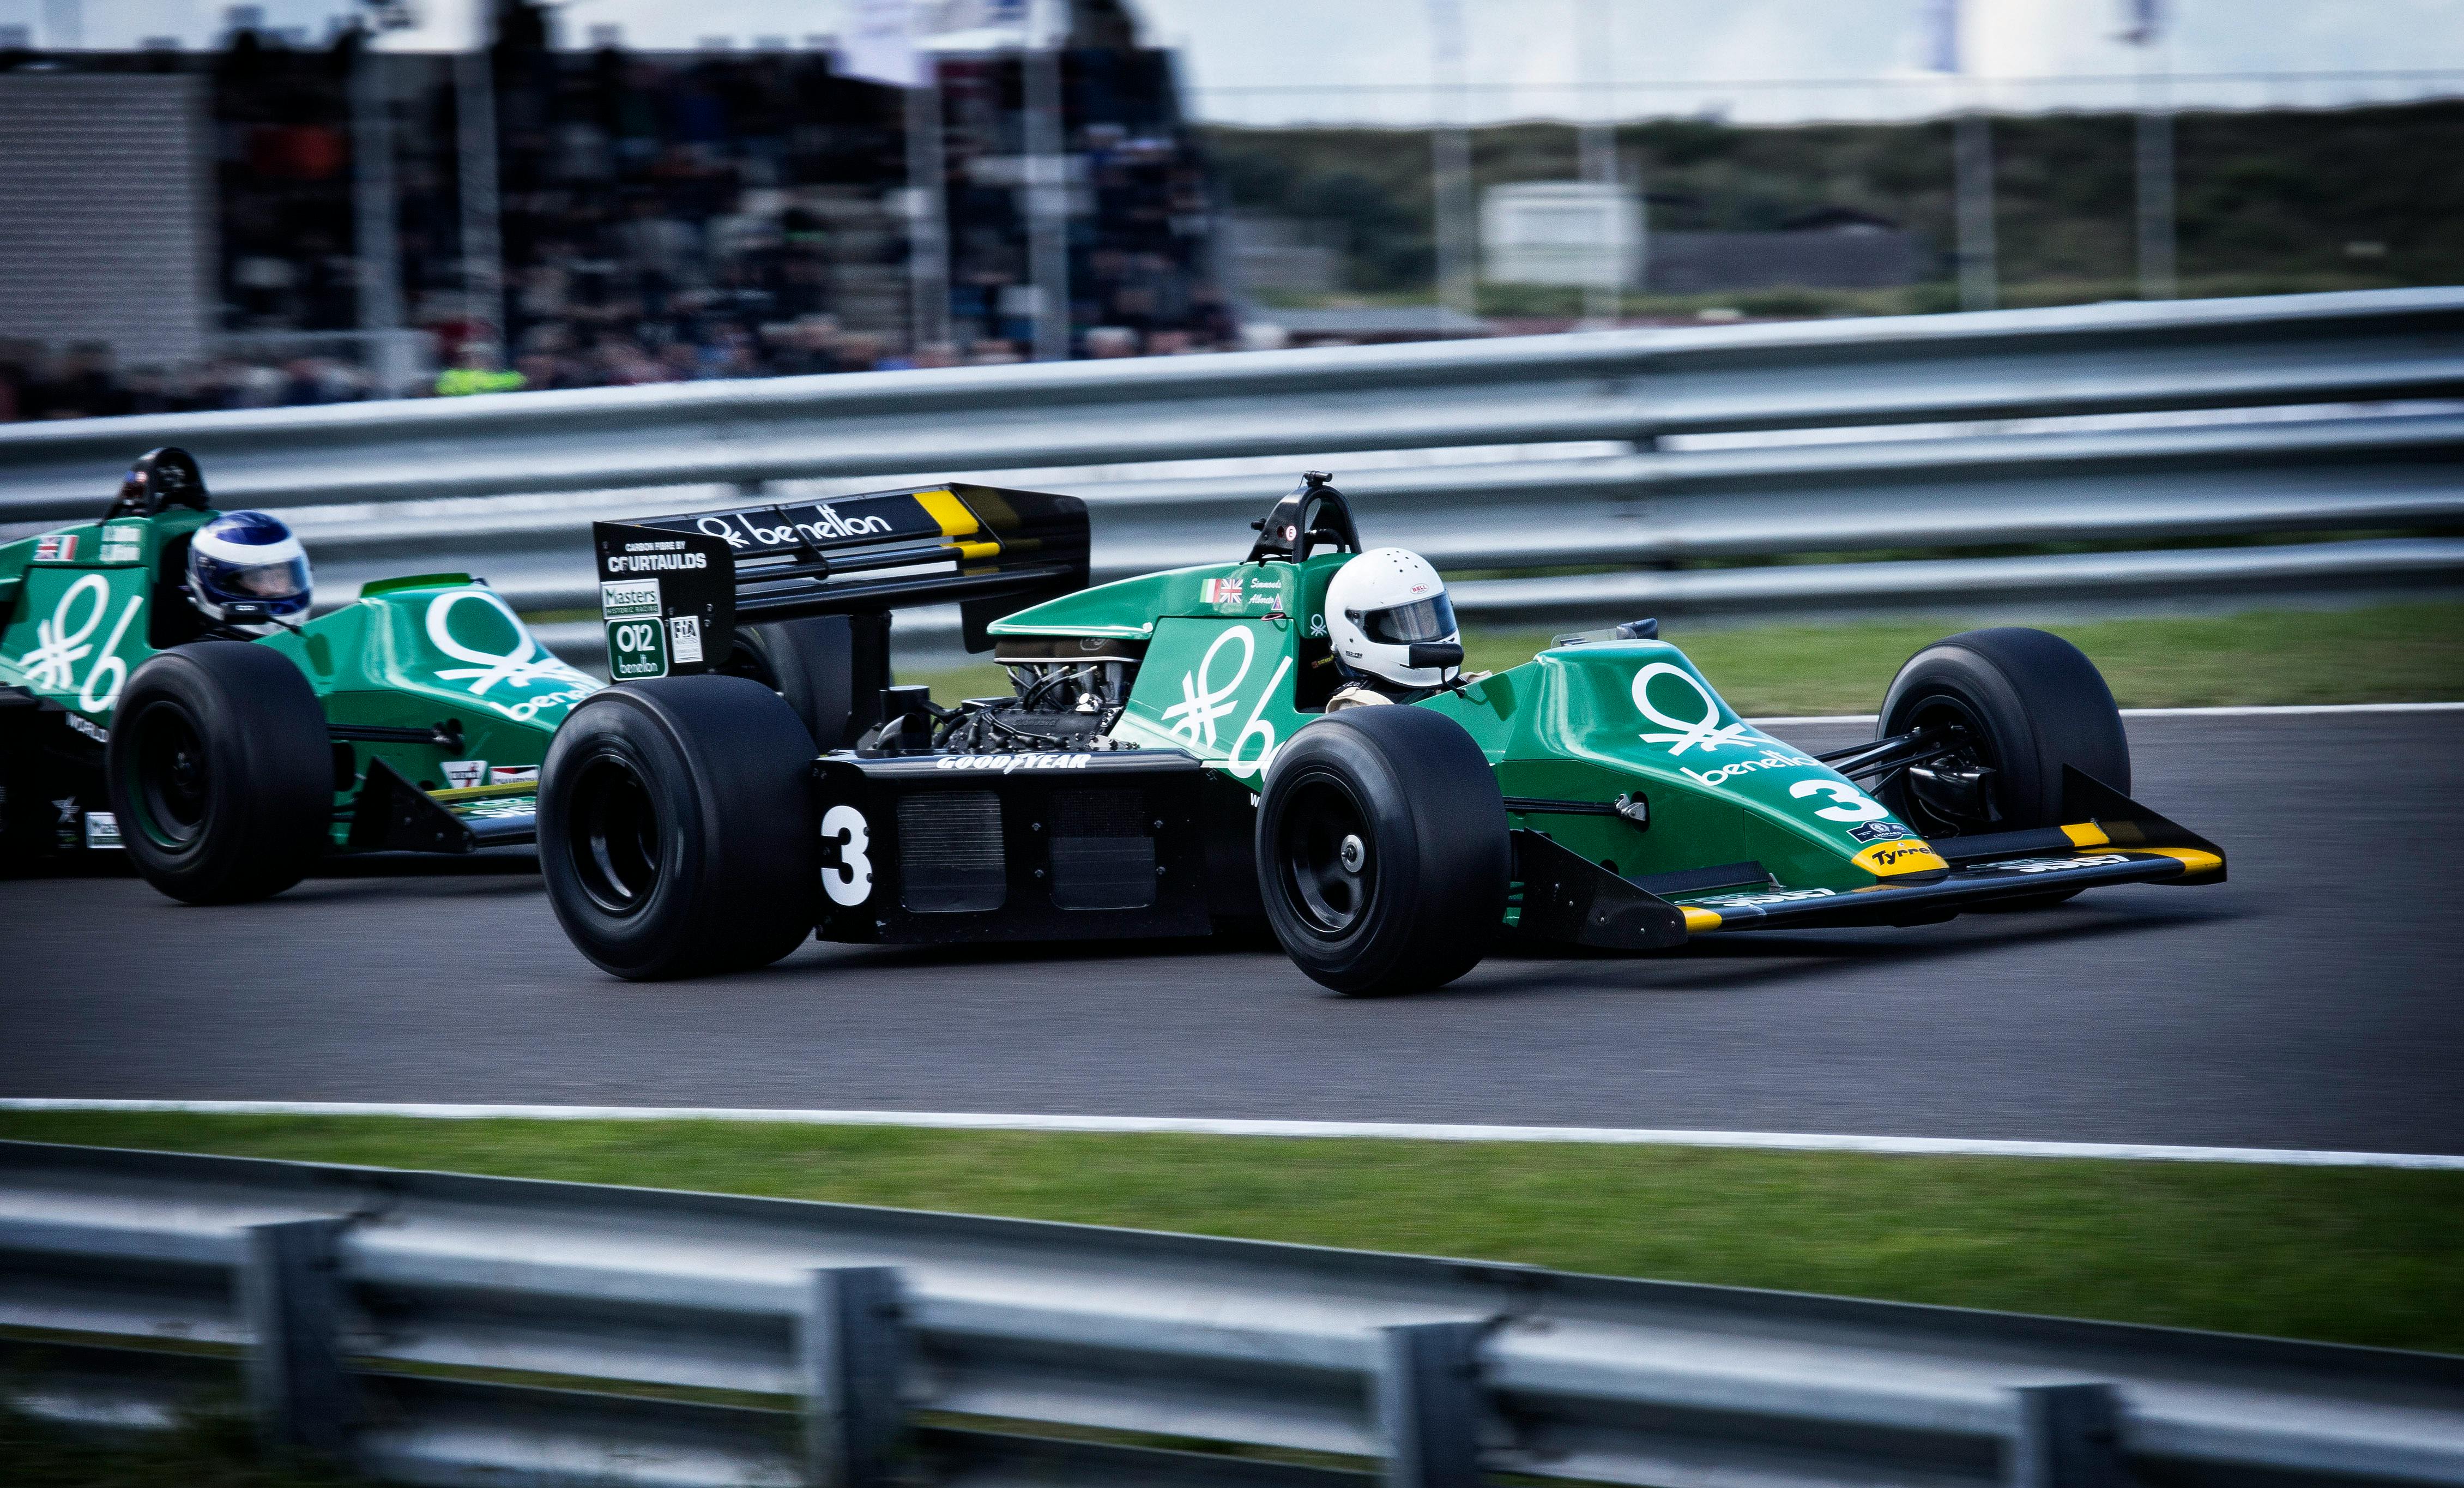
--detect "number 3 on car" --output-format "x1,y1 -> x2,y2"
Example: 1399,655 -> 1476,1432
819,805 -> 872,907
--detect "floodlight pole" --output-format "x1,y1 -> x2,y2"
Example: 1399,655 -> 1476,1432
455,43 -> 505,355
1428,0 -> 1476,334
905,71 -> 951,354
1577,0 -> 1617,329
1953,107 -> 1997,312
1024,31 -> 1071,361
350,31 -> 407,395
2132,29 -> 2177,299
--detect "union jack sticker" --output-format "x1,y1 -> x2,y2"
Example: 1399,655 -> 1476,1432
1201,576 -> 1244,605
33,534 -> 76,562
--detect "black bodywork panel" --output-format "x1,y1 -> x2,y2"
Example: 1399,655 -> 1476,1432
810,749 -> 1218,945
1512,830 -> 1690,950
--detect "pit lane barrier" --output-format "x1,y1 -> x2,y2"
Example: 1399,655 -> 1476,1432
5,1140 -> 2461,1488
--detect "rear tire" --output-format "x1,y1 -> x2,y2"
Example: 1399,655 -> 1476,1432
721,614 -> 888,751
106,641 -> 331,904
1257,706 -> 1508,996
1877,626 -> 2128,842
539,676 -> 819,980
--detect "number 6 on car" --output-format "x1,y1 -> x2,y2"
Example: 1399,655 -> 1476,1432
535,471 -> 2224,993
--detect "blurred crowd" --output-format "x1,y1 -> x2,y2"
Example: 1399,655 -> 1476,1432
0,0 -> 1231,423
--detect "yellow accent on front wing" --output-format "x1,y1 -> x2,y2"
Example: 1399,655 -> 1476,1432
2061,822 -> 2112,847
426,782 -> 539,804
1852,839 -> 1949,876
2136,846 -> 2226,877
914,487 -> 982,539
1681,907 -> 1724,933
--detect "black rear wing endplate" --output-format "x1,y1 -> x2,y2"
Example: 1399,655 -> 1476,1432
591,483 -> 1089,678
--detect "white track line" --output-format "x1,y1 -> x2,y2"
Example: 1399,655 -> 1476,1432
3,1100 -> 2458,1170
1749,702 -> 2464,726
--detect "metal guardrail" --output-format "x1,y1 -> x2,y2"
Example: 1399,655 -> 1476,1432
2,291 -> 2460,644
1,288 -> 2460,523
5,1141 -> 2461,1488
283,409 -> 2464,619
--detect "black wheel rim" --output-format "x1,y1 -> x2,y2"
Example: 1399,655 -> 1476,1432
128,700 -> 209,850
1277,771 -> 1374,937
1894,692 -> 2000,838
566,752 -> 661,915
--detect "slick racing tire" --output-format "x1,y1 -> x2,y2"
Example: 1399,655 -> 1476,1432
1257,706 -> 1509,996
539,676 -> 819,980
1877,626 -> 2129,852
107,641 -> 331,905
722,614 -> 884,751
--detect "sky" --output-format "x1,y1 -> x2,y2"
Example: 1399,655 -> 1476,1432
9,0 -> 2464,123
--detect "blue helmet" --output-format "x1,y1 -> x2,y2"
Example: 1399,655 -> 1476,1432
186,510 -> 312,630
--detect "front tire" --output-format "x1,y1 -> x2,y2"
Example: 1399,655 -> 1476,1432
1257,706 -> 1509,996
1877,627 -> 2129,840
107,641 -> 331,904
538,676 -> 819,980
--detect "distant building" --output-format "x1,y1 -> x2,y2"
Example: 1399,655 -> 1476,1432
1476,185 -> 1921,297
1480,182 -> 1643,288
1224,212 -> 1342,295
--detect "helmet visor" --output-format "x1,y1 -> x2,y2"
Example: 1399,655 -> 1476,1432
231,555 -> 312,599
195,550 -> 312,604
1360,593 -> 1457,646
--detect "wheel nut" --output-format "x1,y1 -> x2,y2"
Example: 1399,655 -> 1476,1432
1338,833 -> 1366,873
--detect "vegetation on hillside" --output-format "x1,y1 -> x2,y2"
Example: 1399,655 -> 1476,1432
1202,100 -> 2464,302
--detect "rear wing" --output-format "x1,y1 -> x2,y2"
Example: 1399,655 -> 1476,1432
591,483 -> 1088,678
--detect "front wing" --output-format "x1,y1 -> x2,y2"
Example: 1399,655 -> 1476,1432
1514,767 -> 2224,947
1673,767 -> 2223,936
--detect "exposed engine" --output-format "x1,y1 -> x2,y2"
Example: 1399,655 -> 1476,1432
869,639 -> 1145,754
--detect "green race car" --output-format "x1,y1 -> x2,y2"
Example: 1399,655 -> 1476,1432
0,449 -> 599,901
536,472 -> 2225,994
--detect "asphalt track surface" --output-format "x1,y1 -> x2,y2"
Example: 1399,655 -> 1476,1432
4,712 -> 2458,1153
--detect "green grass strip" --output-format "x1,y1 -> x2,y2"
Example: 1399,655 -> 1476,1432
4,1112 -> 2458,1356
906,600 -> 2464,715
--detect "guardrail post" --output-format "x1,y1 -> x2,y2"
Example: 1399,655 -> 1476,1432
799,1266 -> 907,1488
240,1218 -> 358,1458
2009,1383 -> 2124,1488
1376,1321 -> 1484,1488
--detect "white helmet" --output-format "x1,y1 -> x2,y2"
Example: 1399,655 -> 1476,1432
1325,547 -> 1459,688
